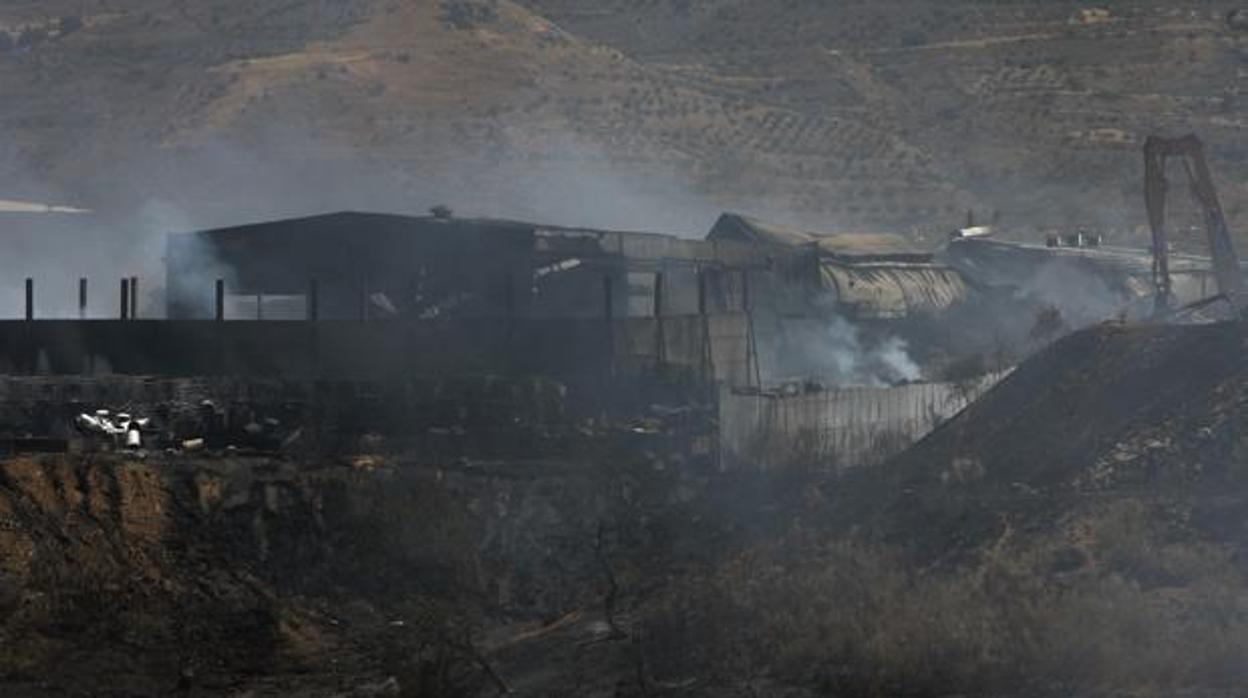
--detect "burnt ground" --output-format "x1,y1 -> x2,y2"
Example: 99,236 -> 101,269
4,321 -> 1248,696
834,321 -> 1248,554
0,447 -> 795,697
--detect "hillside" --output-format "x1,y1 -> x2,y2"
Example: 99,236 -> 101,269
9,0 -> 1247,242
521,0 -> 1248,243
0,0 -> 954,235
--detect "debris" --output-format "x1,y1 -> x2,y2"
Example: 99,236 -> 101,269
75,413 -> 108,434
342,676 -> 401,697
75,408 -> 153,449
348,455 -> 385,470
649,404 -> 693,418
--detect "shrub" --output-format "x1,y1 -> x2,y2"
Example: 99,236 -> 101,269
440,0 -> 499,30
644,510 -> 1248,696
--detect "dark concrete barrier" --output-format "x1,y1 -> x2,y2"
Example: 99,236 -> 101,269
0,314 -> 752,383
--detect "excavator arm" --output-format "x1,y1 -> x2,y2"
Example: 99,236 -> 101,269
1144,134 -> 1245,315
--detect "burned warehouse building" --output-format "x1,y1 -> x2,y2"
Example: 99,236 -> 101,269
0,198 -> 1238,472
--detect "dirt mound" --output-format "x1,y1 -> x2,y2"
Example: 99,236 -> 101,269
901,321 -> 1248,487
831,321 -> 1248,555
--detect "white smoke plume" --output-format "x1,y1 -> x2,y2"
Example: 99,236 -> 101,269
763,314 -> 923,388
1019,259 -> 1138,327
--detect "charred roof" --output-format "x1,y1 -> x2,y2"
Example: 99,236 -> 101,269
707,212 -> 933,262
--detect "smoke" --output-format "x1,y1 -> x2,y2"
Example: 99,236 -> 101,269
1018,259 -> 1135,327
874,335 -> 923,383
0,196 -> 239,319
763,315 -> 922,387
0,122 -> 737,319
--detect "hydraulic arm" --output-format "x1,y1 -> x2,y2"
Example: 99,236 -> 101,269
1144,134 -> 1245,315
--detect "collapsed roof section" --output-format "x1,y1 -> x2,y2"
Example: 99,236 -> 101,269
821,263 -> 969,320
707,212 -> 966,319
707,212 -> 932,262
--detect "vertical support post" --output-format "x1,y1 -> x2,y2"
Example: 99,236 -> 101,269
741,268 -> 751,312
697,268 -> 708,316
214,279 -> 225,321
504,271 -> 515,318
21,278 -> 33,374
307,280 -> 320,380
653,271 -> 666,371
603,273 -> 615,377
502,271 -> 515,374
83,276 -> 93,373
129,277 -> 138,319
119,278 -> 129,321
653,271 -> 664,318
213,279 -> 226,375
307,280 -> 319,321
602,274 -> 614,320
697,269 -> 714,382
742,269 -> 761,389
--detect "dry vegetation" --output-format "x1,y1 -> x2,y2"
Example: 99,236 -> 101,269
649,510 -> 1248,698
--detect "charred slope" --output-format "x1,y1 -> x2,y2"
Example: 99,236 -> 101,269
0,454 -> 605,695
832,321 -> 1248,556
0,444 -> 732,697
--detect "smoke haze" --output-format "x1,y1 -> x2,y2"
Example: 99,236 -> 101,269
763,315 -> 923,388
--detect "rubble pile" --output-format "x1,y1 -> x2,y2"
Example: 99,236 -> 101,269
0,375 -> 721,469
74,408 -> 150,448
69,399 -> 301,456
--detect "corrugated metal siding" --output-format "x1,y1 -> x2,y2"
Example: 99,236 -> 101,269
719,370 -> 1010,470
821,263 -> 968,318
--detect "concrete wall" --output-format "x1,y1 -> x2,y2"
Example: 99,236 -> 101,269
718,370 -> 1010,470
0,314 -> 753,384
0,316 -> 1013,472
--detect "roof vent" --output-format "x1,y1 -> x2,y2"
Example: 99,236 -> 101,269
430,204 -> 453,220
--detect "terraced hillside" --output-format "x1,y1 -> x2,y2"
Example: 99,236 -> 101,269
521,0 -> 1248,242
1,1 -> 1247,241
0,0 -> 945,234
